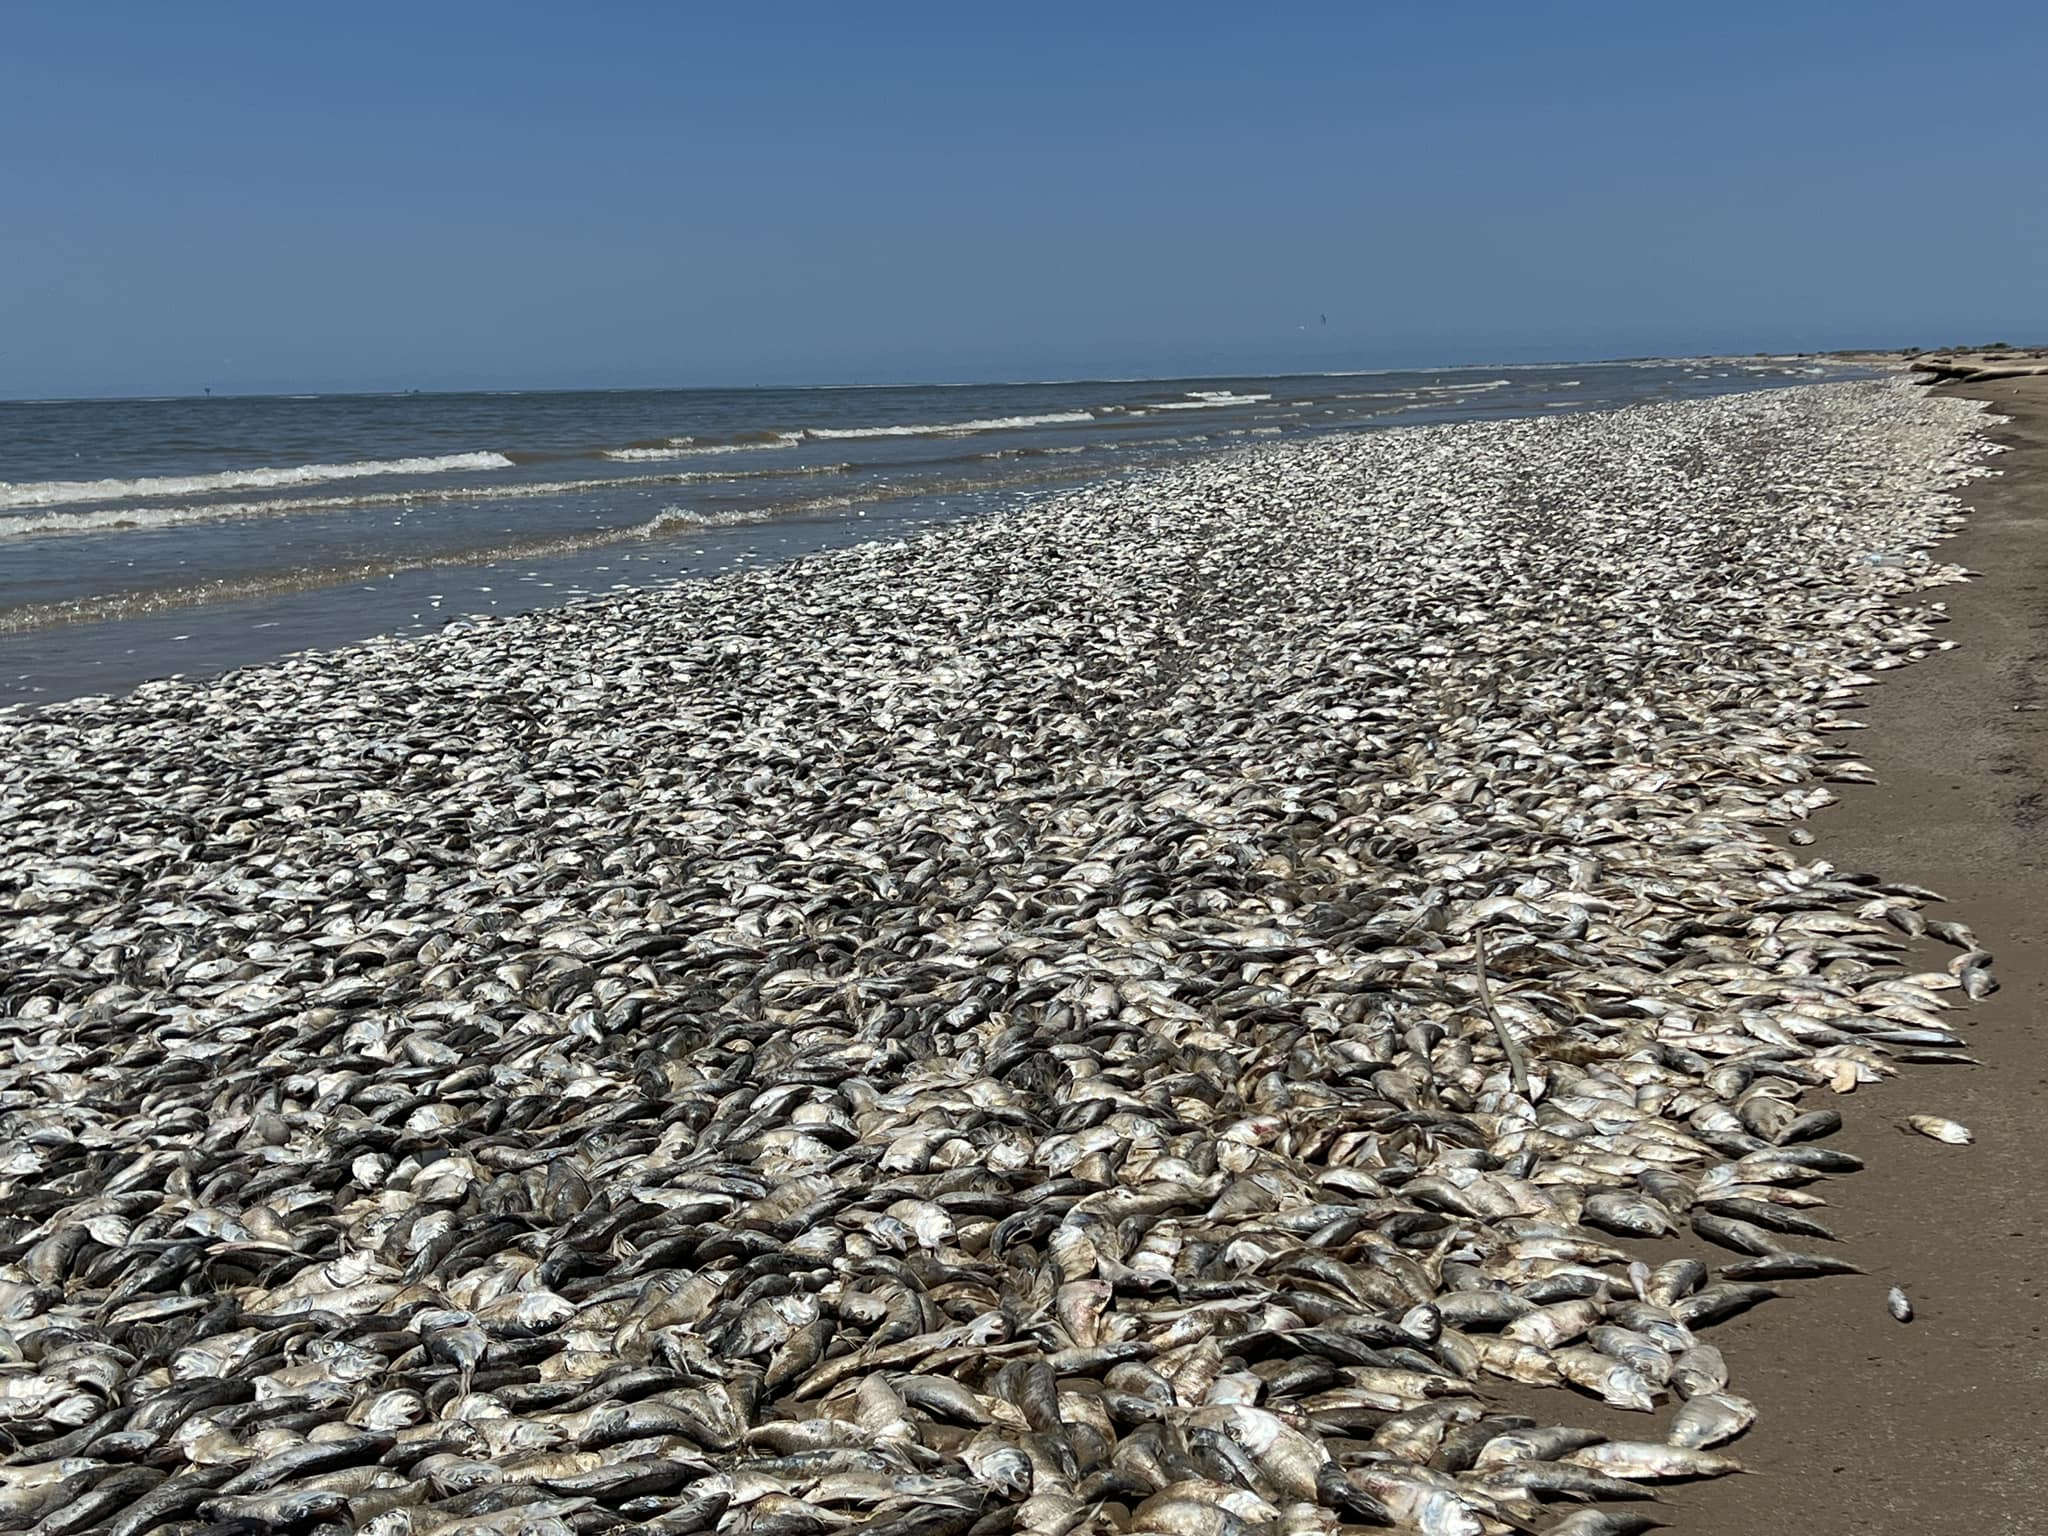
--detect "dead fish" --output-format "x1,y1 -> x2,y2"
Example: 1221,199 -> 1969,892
1674,1283 -> 1780,1328
0,382 -> 1996,1536
1563,1441 -> 1745,1479
1698,1197 -> 1836,1242
1903,1115 -> 1973,1145
1542,1513 -> 1668,1536
1959,965 -> 1997,1000
198,1488 -> 351,1524
1470,1424 -> 1607,1470
1690,1212 -> 1786,1257
1719,1253 -> 1863,1282
1586,1325 -> 1672,1387
1552,1347 -> 1658,1412
1667,1391 -> 1756,1449
1643,1259 -> 1707,1308
1668,1345 -> 1728,1400
1581,1191 -> 1675,1238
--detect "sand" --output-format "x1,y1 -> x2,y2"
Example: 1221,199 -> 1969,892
1664,373 -> 2048,1533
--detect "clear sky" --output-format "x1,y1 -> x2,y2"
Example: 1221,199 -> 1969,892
3,2 -> 2042,398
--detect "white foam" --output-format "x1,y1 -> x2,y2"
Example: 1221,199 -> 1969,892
634,505 -> 782,536
0,452 -> 516,511
603,415 -> 1092,455
0,470 -> 705,539
802,412 -> 1095,440
603,434 -> 803,460
1143,393 -> 1275,411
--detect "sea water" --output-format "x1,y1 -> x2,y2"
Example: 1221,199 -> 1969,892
0,360 -> 1864,706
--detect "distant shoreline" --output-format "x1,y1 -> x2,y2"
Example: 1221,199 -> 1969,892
0,350 -> 1925,409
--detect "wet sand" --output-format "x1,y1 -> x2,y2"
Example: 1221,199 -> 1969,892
1670,374 -> 2048,1532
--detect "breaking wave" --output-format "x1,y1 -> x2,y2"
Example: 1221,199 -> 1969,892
0,463 -> 853,540
0,452 -> 516,511
0,463 -> 1109,635
1131,392 -> 1275,412
604,433 -> 804,460
802,411 -> 1095,440
602,413 -> 1099,456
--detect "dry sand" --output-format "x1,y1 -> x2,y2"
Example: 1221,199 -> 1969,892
1661,373 -> 2048,1533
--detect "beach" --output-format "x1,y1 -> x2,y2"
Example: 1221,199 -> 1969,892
0,361 -> 1854,711
1672,371 -> 2048,1534
0,376 -> 2025,1535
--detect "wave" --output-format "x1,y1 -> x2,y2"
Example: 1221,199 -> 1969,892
1137,392 -> 1275,412
0,511 -> 760,633
0,377 -> 1557,546
633,505 -> 794,537
0,462 -> 1115,635
0,452 -> 516,511
600,412 -> 1098,457
604,431 -> 804,460
802,411 -> 1095,440
0,462 -> 856,540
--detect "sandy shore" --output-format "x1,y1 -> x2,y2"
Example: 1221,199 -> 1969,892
1666,372 -> 2048,1533
0,380 -> 2016,1535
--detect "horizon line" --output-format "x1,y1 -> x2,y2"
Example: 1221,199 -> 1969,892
0,347 -> 1897,408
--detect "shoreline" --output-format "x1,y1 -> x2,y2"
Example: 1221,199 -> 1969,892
0,379 -> 2017,1535
1667,372 -> 2048,1533
0,360 -> 1870,712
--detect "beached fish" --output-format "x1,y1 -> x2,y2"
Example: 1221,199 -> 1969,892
1564,1441 -> 1745,1479
1904,1114 -> 1974,1144
1668,1391 -> 1757,1449
0,378 -> 1999,1534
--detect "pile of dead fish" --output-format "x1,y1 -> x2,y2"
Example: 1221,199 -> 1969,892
0,379 -> 1998,1536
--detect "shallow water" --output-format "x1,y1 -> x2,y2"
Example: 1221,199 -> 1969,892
0,359 -> 1866,706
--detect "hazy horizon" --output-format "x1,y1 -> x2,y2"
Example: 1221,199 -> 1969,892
4,1 -> 2041,400
0,345 -> 1899,407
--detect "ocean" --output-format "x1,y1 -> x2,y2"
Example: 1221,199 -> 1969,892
0,359 -> 1865,708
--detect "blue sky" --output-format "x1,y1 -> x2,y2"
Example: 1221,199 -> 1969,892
3,2 -> 2041,397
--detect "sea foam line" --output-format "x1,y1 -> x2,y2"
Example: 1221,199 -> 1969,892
0,458 -> 1119,635
603,434 -> 804,460
0,463 -> 855,540
599,412 -> 1099,458
801,411 -> 1095,440
0,453 -> 517,511
1136,392 -> 1275,412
